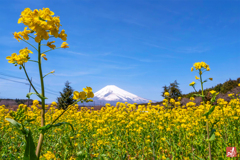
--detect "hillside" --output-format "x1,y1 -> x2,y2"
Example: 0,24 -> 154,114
1,77 -> 240,110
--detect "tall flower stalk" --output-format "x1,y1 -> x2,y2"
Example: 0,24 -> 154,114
5,8 -> 94,159
35,41 -> 46,158
189,62 -> 217,160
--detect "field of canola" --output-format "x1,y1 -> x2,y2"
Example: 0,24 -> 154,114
3,6 -> 240,160
1,96 -> 240,160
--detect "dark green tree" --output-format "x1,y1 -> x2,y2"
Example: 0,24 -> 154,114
57,81 -> 76,110
169,80 -> 182,100
161,80 -> 182,101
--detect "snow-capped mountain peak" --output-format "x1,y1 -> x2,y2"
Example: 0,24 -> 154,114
79,85 -> 155,106
94,85 -> 140,101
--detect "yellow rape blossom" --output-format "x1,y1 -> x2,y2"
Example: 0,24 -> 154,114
13,32 -> 22,42
17,8 -> 64,43
19,47 -> 33,56
58,29 -> 67,41
19,27 -> 32,40
189,81 -> 195,86
42,151 -> 56,160
73,91 -> 86,100
51,101 -> 57,106
164,92 -> 169,97
61,42 -> 69,48
41,54 -> 47,60
195,76 -> 200,80
33,100 -> 39,105
83,86 -> 92,93
47,41 -> 56,49
190,97 -> 195,101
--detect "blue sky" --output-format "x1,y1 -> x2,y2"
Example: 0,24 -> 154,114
0,0 -> 239,104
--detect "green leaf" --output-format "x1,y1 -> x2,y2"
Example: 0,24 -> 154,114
203,80 -> 207,83
23,130 -> 38,160
26,92 -> 48,100
26,92 -> 36,99
203,105 -> 216,118
209,119 -> 220,134
165,139 -> 171,146
5,118 -> 21,130
38,124 -> 52,133
209,128 -> 216,138
210,94 -> 218,103
39,122 -> 75,134
26,119 -> 36,123
193,94 -> 205,98
52,122 -> 75,133
122,153 -> 127,159
209,132 -> 215,141
188,153 -> 204,160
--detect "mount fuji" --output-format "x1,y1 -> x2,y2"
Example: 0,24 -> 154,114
78,85 -> 155,106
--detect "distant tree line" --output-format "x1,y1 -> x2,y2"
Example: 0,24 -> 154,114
160,77 -> 240,102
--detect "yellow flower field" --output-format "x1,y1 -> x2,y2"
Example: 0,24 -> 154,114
2,6 -> 239,159
1,97 -> 240,159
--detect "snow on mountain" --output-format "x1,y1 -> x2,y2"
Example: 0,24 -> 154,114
78,85 -> 155,106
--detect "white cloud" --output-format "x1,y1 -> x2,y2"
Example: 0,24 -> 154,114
55,71 -> 93,77
144,42 -> 210,54
109,53 -> 162,62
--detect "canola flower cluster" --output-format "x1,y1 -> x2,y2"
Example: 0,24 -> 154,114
17,8 -> 66,43
1,91 -> 240,159
6,7 -> 69,68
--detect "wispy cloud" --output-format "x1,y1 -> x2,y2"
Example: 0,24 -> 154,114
55,71 -> 94,77
176,46 -> 210,53
63,50 -> 88,56
110,53 -> 162,62
88,71 -> 147,79
157,54 -> 181,59
144,43 -> 172,50
122,19 -> 146,27
96,58 -> 125,64
62,50 -> 111,57
144,42 -> 210,54
118,72 -> 147,77
101,64 -> 138,70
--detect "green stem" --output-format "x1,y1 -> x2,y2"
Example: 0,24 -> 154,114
22,65 -> 40,98
21,39 -> 38,51
41,47 -> 62,55
199,69 -> 212,160
51,100 -> 80,125
28,35 -> 35,40
35,41 -> 46,159
192,85 -> 197,92
28,60 -> 39,63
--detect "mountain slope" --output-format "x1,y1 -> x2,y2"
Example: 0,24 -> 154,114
78,85 -> 155,106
